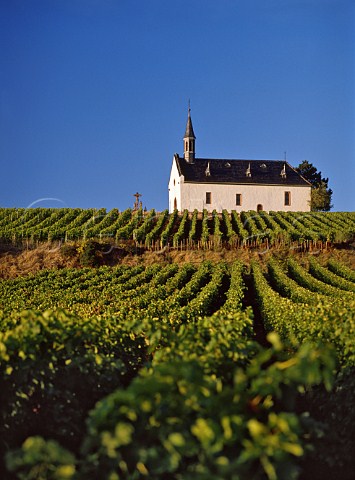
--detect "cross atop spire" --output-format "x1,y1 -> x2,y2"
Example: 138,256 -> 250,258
183,102 -> 196,162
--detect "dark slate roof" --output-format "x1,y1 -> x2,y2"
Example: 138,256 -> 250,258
175,157 -> 311,186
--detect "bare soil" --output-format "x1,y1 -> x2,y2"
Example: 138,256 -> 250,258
0,241 -> 354,279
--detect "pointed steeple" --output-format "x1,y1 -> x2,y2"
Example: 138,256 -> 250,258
184,104 -> 195,138
183,102 -> 196,162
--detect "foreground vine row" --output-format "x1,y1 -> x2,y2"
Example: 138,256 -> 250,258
0,255 -> 354,479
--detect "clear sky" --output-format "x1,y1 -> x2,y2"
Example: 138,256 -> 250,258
0,0 -> 354,212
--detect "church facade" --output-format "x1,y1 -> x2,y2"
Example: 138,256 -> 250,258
168,109 -> 311,213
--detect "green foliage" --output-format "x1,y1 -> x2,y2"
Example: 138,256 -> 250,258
0,309 -> 148,470
151,311 -> 256,382
252,260 -> 355,366
78,239 -> 103,266
241,211 -> 261,242
171,261 -> 213,308
212,209 -> 223,245
299,366 -> 355,480
0,208 -> 354,248
310,181 -> 333,212
6,436 -> 76,480
269,211 -> 298,241
116,209 -> 142,240
79,336 -> 336,480
327,258 -> 355,283
222,209 -> 237,245
308,257 -> 355,293
145,209 -> 168,247
133,209 -> 156,242
188,209 -> 199,242
160,209 -> 178,245
77,239 -> 119,267
267,257 -> 326,304
185,261 -> 230,317
100,208 -> 131,238
287,257 -> 355,300
296,161 -> 333,211
201,208 -> 210,245
230,210 -> 249,242
173,209 -> 189,247
0,255 -> 354,479
296,161 -> 323,186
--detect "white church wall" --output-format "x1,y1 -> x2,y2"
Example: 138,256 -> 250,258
179,183 -> 311,213
168,160 -> 183,213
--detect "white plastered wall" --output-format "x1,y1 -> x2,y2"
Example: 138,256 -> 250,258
179,183 -> 311,213
168,157 -> 184,213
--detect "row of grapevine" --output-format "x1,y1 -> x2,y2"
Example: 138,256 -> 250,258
287,257 -> 355,300
252,258 -> 355,366
173,209 -> 189,246
327,258 -> 355,282
1,207 -> 354,248
188,208 -> 199,242
0,254 -> 354,478
1,256 -> 353,365
267,257 -> 328,305
308,257 -> 355,293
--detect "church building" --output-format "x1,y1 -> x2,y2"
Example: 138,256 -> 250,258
168,109 -> 311,213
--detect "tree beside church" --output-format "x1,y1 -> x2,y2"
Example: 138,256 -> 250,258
296,160 -> 333,211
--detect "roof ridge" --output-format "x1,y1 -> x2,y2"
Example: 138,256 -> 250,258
174,156 -> 310,186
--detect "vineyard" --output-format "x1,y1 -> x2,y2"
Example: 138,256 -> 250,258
1,208 -> 355,249
0,241 -> 354,479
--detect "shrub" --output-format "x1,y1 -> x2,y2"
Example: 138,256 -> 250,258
0,309 -> 148,473
78,335 -> 335,480
60,243 -> 78,259
77,240 -> 115,267
6,437 -> 76,480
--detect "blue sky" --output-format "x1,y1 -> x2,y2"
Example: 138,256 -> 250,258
0,0 -> 354,212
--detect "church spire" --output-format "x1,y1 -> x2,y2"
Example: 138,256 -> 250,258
183,102 -> 196,162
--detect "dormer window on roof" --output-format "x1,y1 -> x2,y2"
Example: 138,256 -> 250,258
246,163 -> 251,177
260,163 -> 267,169
280,163 -> 287,178
205,161 -> 211,177
225,162 -> 231,168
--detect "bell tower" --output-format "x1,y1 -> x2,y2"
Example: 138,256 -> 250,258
183,103 -> 196,163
